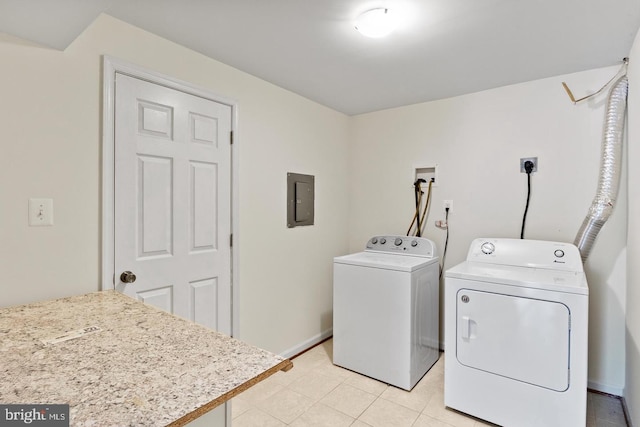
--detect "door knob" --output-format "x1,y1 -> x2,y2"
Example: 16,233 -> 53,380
120,271 -> 137,284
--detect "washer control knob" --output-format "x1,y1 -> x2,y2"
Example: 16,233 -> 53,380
394,238 -> 403,246
380,238 -> 387,244
481,242 -> 495,255
411,240 -> 418,247
371,237 -> 378,244
554,249 -> 565,258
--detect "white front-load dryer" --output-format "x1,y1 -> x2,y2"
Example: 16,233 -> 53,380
333,235 -> 440,391
444,238 -> 588,427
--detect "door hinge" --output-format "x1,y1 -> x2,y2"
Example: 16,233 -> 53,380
230,130 -> 234,145
230,233 -> 233,247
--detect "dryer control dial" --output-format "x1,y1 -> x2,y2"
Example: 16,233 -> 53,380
394,238 -> 403,246
481,242 -> 495,255
554,249 -> 565,258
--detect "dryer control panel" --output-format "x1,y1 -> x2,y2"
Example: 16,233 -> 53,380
365,235 -> 437,258
467,238 -> 583,272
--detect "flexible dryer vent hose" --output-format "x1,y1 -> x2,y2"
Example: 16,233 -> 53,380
574,75 -> 628,261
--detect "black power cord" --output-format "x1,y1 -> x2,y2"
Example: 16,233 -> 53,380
439,207 -> 450,279
520,161 -> 534,239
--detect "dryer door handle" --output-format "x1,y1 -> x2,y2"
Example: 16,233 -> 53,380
462,316 -> 471,340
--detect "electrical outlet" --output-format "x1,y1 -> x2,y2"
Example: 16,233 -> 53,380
443,200 -> 453,210
520,157 -> 538,173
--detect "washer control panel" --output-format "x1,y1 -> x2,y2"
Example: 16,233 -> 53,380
366,235 -> 437,258
467,238 -> 583,272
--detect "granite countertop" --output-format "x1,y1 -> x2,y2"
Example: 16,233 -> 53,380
0,291 -> 292,426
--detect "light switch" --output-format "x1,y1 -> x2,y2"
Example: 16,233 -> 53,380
29,198 -> 54,226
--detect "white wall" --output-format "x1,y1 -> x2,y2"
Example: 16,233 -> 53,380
349,67 -> 628,394
625,27 -> 640,426
0,14 -> 350,355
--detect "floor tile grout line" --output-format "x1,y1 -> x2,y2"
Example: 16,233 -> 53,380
353,388 -> 382,424
236,338 -> 628,427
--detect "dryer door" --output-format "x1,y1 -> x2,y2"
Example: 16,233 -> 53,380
456,289 -> 570,391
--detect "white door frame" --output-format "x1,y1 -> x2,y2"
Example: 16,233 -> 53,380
101,55 -> 240,338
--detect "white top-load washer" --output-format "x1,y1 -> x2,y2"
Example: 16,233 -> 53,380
333,235 -> 440,391
445,238 -> 588,427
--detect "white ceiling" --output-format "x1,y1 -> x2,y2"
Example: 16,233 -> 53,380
2,0 -> 639,115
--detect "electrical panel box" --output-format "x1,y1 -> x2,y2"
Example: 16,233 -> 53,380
287,173 -> 315,228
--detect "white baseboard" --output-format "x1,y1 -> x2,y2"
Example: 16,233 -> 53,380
279,329 -> 333,359
588,380 -> 624,396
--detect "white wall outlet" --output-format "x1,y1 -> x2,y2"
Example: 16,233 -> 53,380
520,157 -> 538,173
29,198 -> 54,226
443,199 -> 453,210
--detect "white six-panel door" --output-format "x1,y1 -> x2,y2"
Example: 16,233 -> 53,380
114,73 -> 232,334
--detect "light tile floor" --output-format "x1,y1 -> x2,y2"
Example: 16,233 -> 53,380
232,339 -> 627,426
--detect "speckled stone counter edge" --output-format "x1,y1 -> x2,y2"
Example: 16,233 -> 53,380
0,291 -> 293,426
168,358 -> 293,426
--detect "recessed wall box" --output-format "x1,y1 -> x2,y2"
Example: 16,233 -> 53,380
287,173 -> 315,227
415,165 -> 438,186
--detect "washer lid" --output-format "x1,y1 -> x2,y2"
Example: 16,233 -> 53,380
334,251 -> 438,272
445,261 -> 588,295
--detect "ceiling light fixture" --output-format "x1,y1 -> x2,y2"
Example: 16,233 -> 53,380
355,8 -> 397,38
